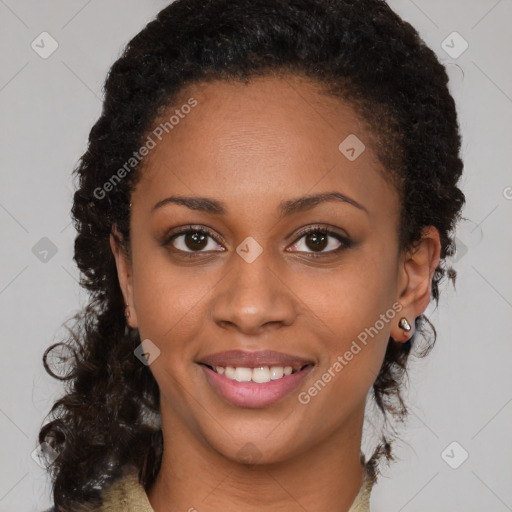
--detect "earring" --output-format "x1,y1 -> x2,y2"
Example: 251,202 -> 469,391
124,305 -> 130,319
398,317 -> 411,332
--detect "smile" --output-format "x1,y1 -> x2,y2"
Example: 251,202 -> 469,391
206,364 -> 307,383
199,363 -> 314,408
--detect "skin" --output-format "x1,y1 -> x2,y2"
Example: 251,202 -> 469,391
110,74 -> 441,512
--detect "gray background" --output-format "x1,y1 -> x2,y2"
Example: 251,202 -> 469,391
1,1 -> 511,510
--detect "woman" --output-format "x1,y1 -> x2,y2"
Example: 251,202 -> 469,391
39,0 -> 465,510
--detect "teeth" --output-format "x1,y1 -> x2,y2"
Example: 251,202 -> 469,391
224,366 -> 236,379
234,367 -> 252,382
213,365 -> 298,383
270,366 -> 284,380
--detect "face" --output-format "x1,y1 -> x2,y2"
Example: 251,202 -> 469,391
111,74 -> 437,465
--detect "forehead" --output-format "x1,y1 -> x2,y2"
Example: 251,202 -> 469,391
133,74 -> 399,222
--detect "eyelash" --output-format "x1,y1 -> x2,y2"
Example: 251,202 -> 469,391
163,224 -> 352,259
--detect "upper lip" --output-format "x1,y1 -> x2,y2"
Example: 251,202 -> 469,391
198,350 -> 314,370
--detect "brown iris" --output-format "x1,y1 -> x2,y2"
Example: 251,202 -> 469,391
185,231 -> 208,251
305,232 -> 328,251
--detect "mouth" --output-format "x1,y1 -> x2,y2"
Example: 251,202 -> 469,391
196,350 -> 315,408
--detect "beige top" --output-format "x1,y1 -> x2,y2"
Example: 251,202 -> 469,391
92,467 -> 373,512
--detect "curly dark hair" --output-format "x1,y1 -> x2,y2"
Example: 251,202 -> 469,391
38,0 -> 465,509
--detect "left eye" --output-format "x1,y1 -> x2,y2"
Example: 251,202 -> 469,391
287,228 -> 346,254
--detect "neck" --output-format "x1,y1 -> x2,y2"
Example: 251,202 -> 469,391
147,402 -> 367,512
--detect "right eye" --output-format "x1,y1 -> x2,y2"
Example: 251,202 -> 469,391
164,226 -> 225,254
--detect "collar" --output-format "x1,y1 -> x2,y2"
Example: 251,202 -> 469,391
96,466 -> 373,511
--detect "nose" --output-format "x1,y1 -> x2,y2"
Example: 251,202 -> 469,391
210,248 -> 297,335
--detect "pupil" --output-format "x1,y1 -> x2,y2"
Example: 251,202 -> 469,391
186,232 -> 207,250
306,232 -> 327,251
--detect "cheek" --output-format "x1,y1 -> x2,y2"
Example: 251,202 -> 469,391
301,249 -> 398,385
299,248 -> 397,336
129,243 -> 219,348
297,272 -> 395,422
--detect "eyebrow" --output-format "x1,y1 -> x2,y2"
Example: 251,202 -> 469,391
151,191 -> 368,218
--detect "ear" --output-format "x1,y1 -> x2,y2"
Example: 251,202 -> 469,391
110,226 -> 138,329
391,226 -> 441,343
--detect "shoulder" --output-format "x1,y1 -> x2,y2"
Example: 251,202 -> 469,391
99,471 -> 153,511
40,469 -> 153,512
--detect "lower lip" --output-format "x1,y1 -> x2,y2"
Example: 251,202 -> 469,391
200,364 -> 314,408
